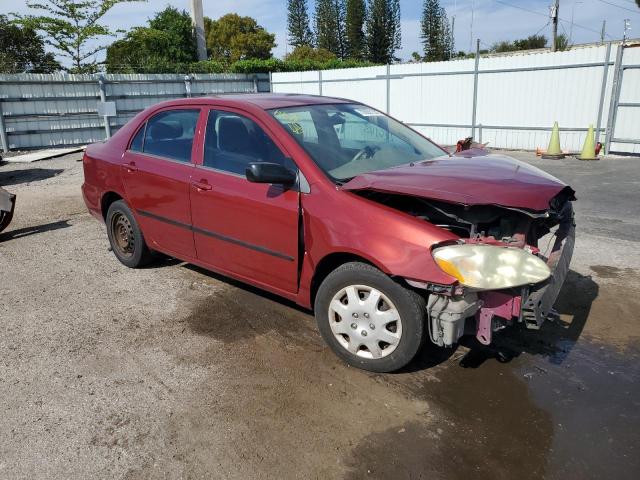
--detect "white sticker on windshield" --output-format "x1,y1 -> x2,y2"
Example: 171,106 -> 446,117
354,107 -> 384,117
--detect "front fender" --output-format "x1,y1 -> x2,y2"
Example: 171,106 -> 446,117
296,188 -> 458,308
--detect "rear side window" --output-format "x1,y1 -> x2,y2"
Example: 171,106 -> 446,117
129,124 -> 145,152
142,109 -> 200,162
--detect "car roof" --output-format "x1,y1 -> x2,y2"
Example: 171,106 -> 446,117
154,93 -> 353,111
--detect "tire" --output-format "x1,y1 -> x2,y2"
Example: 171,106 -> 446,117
314,262 -> 426,373
105,200 -> 153,268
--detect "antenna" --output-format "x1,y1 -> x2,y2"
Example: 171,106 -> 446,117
623,19 -> 631,45
469,0 -> 475,53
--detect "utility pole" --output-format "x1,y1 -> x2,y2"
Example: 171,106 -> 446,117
600,20 -> 606,45
450,16 -> 455,59
190,0 -> 207,61
569,1 -> 582,46
551,0 -> 559,52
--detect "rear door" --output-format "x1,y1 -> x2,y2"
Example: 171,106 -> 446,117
190,107 -> 300,295
121,107 -> 203,258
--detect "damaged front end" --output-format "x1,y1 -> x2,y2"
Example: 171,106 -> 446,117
354,186 -> 576,348
0,186 -> 16,235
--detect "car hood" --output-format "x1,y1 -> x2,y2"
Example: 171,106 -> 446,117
341,153 -> 573,212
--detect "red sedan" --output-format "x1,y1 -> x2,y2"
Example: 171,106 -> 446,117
82,94 -> 575,372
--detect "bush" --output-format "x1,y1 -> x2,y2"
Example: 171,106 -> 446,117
105,57 -> 377,74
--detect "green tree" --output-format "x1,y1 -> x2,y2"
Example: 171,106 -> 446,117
365,0 -> 401,63
556,33 -> 569,51
285,44 -> 337,62
105,7 -> 197,73
315,0 -> 346,59
0,14 -> 59,73
204,14 -> 275,62
287,0 -> 314,48
345,0 -> 366,59
492,34 -> 548,53
420,0 -> 452,61
13,0 -> 141,73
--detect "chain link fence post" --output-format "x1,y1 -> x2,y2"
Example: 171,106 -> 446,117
0,99 -> 9,153
98,75 -> 111,139
386,64 -> 391,114
595,42 -> 612,146
605,44 -> 625,154
184,75 -> 192,98
471,39 -> 480,139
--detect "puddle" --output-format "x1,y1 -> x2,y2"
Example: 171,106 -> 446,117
343,269 -> 640,479
184,286 -> 315,345
344,338 -> 640,480
590,265 -> 637,279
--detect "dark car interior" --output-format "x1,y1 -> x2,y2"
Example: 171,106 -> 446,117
137,109 -> 200,163
203,111 -> 292,176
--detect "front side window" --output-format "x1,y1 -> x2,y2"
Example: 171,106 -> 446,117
203,110 -> 294,176
270,103 -> 446,182
142,109 -> 200,162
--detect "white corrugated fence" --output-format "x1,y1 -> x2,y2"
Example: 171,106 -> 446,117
272,42 -> 640,155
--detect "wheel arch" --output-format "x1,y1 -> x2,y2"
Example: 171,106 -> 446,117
100,191 -> 124,220
309,251 -> 388,309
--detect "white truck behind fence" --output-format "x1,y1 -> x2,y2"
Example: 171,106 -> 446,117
272,42 -> 640,155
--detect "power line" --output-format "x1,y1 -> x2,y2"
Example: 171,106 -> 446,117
493,0 -> 547,18
493,0 -> 615,39
534,20 -> 551,38
595,0 -> 640,14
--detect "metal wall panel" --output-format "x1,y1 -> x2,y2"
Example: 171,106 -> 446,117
0,73 -> 269,150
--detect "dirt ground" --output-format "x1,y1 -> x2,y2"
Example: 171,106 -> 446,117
1,150 -> 639,480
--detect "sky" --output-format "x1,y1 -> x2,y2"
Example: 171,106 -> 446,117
3,0 -> 639,65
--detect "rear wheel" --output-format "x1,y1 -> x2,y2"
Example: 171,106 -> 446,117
106,200 -> 153,268
314,262 -> 426,372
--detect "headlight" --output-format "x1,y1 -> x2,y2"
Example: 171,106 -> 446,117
432,244 -> 551,290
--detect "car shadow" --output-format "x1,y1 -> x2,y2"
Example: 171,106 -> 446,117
181,263 -> 311,315
454,269 -> 597,369
174,260 -> 596,373
0,168 -> 64,187
0,219 -> 72,241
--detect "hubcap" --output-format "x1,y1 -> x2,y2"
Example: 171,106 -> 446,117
328,285 -> 402,359
111,212 -> 134,258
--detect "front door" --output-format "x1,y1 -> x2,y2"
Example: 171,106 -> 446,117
190,108 -> 300,295
121,107 -> 202,258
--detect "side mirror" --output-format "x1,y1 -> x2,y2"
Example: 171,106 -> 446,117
246,162 -> 297,185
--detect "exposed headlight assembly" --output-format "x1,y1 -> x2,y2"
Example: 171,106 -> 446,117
432,243 -> 551,290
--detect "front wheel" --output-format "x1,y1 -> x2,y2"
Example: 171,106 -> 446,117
314,262 -> 426,372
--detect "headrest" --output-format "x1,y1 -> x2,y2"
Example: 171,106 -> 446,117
218,116 -> 250,152
148,121 -> 183,140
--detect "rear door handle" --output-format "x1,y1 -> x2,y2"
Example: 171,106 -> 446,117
121,163 -> 137,173
191,181 -> 212,191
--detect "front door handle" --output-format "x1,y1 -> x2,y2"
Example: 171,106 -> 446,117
121,162 -> 137,173
191,181 -> 212,191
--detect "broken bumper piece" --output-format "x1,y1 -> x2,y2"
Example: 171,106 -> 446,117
427,212 -> 576,347
0,186 -> 16,234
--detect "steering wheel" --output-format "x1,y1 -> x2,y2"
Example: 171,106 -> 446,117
351,145 -> 380,162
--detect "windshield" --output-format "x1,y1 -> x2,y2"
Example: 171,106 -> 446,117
269,103 -> 447,182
